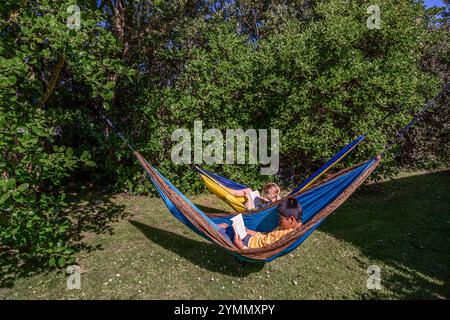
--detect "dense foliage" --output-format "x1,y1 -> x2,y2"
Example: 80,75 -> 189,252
0,0 -> 128,265
0,0 -> 448,265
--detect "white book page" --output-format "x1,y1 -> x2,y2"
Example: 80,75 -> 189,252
250,190 -> 264,208
230,214 -> 247,240
249,190 -> 260,202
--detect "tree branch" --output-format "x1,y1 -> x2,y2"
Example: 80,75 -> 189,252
38,54 -> 65,108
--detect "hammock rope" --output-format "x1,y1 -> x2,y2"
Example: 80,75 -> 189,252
97,106 -> 136,153
381,82 -> 450,156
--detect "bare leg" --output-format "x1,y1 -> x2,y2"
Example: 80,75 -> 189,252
245,192 -> 254,210
228,188 -> 254,210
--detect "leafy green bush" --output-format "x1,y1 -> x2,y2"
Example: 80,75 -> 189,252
0,0 -> 125,265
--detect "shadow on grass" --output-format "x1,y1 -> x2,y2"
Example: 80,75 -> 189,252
64,193 -> 127,252
0,252 -> 51,289
129,220 -> 265,277
0,192 -> 127,289
320,170 -> 450,299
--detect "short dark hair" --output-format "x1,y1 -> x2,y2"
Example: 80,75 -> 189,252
278,197 -> 302,222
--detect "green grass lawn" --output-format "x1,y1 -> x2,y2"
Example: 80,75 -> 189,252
1,170 -> 449,300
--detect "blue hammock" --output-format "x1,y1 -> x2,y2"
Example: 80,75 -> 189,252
135,152 -> 381,262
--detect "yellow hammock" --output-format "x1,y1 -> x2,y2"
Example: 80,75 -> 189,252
197,170 -> 248,212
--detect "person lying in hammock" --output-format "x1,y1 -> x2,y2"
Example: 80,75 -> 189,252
218,197 -> 303,249
227,182 -> 282,211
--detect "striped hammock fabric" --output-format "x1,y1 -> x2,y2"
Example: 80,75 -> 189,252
134,151 -> 381,262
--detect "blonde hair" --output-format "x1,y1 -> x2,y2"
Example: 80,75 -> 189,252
262,182 -> 281,198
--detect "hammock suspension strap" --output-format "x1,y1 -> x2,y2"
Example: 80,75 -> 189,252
382,82 -> 450,156
97,106 -> 136,153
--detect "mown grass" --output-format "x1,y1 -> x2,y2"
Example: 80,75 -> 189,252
0,170 -> 449,300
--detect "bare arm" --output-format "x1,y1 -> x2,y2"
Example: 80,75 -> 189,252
234,233 -> 246,250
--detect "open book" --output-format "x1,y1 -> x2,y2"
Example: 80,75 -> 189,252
249,190 -> 264,208
230,214 -> 247,240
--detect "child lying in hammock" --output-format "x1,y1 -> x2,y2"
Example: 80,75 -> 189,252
218,197 -> 303,249
227,182 -> 281,211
